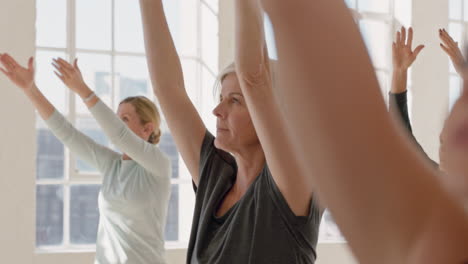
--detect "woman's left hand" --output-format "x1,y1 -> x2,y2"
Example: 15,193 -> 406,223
52,57 -> 91,98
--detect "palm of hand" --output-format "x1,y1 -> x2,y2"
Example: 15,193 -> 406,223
394,47 -> 416,70
10,66 -> 34,91
65,71 -> 85,91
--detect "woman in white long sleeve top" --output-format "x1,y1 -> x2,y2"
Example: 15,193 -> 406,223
0,54 -> 171,264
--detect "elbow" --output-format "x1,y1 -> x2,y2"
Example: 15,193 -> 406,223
236,65 -> 271,91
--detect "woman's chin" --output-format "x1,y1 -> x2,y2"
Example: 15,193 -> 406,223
214,137 -> 230,152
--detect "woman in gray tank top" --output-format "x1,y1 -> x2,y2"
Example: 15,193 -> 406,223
139,0 -> 323,263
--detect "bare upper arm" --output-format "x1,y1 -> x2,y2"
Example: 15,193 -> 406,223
155,88 -> 206,186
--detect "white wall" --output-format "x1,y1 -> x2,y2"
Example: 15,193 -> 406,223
411,0 -> 450,161
0,0 -> 36,263
0,0 -> 450,263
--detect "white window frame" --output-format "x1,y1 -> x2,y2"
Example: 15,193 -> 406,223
448,0 -> 467,109
36,0 -> 219,252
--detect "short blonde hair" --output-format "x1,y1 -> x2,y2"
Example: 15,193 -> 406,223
120,96 -> 162,144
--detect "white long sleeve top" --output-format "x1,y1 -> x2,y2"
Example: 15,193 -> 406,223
45,100 -> 171,264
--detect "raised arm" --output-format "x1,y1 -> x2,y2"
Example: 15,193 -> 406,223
391,27 -> 424,95
52,58 -> 171,178
389,27 -> 437,166
439,28 -> 468,80
0,54 -> 120,173
234,0 -> 312,216
259,1 -> 468,264
139,0 -> 206,185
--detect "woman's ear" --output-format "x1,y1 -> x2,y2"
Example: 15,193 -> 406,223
144,122 -> 155,134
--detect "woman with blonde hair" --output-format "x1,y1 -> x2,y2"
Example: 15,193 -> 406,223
0,54 -> 171,264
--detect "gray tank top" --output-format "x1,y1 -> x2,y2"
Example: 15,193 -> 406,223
187,131 -> 323,264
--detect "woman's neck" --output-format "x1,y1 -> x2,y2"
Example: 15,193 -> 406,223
233,145 -> 266,192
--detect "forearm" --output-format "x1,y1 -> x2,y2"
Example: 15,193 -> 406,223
139,0 -> 185,95
74,83 -> 98,108
391,69 -> 408,94
235,0 -> 267,77
24,85 -> 55,120
45,109 -> 118,173
89,99 -> 168,174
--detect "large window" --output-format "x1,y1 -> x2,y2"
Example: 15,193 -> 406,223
35,0 -> 219,250
448,0 -> 467,109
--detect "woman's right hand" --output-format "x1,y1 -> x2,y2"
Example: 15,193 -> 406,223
0,53 -> 36,92
439,28 -> 468,80
392,27 -> 425,72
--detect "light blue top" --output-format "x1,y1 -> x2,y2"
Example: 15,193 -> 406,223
45,100 -> 171,264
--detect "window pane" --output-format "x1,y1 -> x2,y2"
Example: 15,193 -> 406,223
164,0 -> 198,56
114,56 -> 151,103
165,184 -> 179,241
449,22 -> 463,42
70,185 -> 100,244
201,3 -> 219,72
181,59 -> 198,103
200,65 -> 217,133
75,117 -> 111,174
358,0 -> 390,13
465,0 -> 468,21
36,119 -> 65,180
75,53 -> 112,115
159,132 -> 180,179
319,210 -> 345,242
36,50 -> 68,114
359,20 -> 390,69
450,0 -> 462,20
115,0 -> 145,53
450,75 -> 462,110
178,183 -> 195,242
36,185 -> 64,246
394,0 -> 412,26
345,0 -> 357,9
203,0 -> 219,13
76,0 -> 112,50
37,0 -> 66,48
265,15 -> 278,60
376,71 -> 388,96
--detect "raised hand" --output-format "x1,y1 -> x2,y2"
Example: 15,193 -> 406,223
0,53 -> 36,92
392,27 -> 425,72
439,28 -> 468,79
52,57 -> 91,98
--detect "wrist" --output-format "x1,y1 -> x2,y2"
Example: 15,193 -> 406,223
76,85 -> 93,99
24,84 -> 40,96
393,68 -> 408,75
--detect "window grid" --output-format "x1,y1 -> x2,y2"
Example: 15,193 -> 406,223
449,0 -> 466,109
36,0 -> 219,251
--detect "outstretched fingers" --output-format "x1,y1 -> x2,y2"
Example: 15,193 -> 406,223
0,54 -> 16,72
407,27 -> 414,48
52,60 -> 70,79
400,26 -> 407,46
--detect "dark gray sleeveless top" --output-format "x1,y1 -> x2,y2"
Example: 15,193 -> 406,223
186,131 -> 323,264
